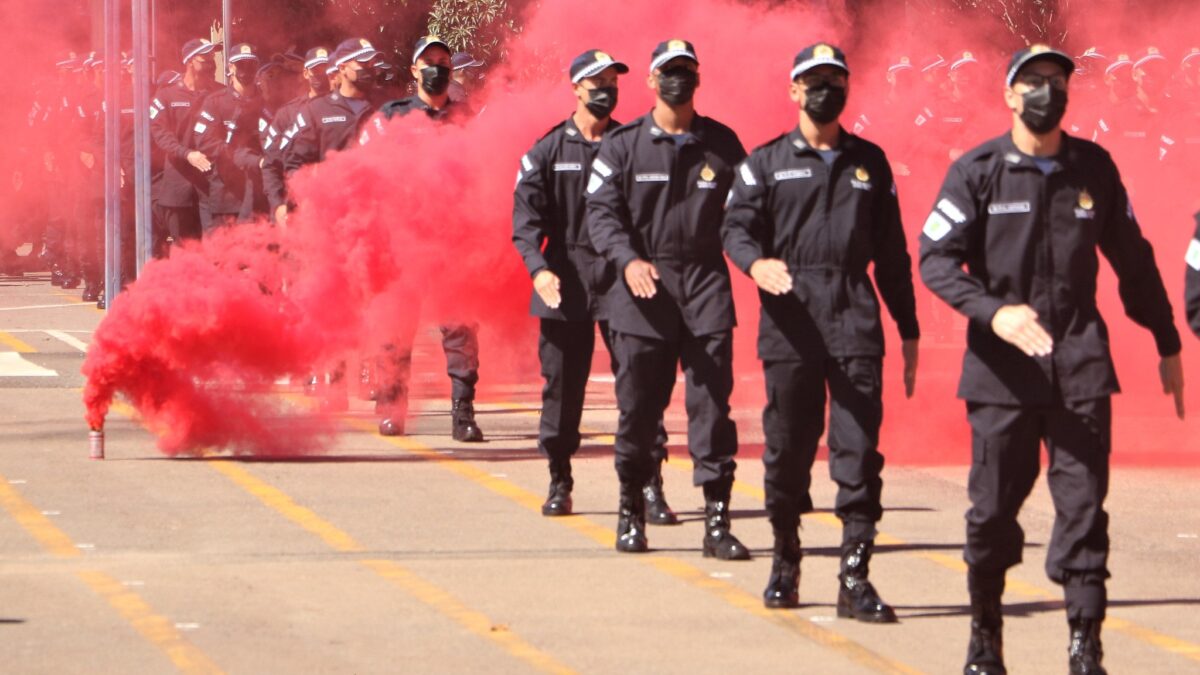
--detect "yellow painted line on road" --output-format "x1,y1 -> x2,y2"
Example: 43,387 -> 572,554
0,470 -> 223,673
346,416 -> 922,675
0,330 -> 36,353
206,460 -> 576,675
77,570 -> 225,674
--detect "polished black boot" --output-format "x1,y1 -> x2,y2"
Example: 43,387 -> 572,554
701,481 -> 751,560
50,264 -> 64,287
836,541 -> 897,623
1068,619 -> 1106,675
451,399 -> 484,442
541,458 -> 573,517
763,524 -> 801,609
615,482 -> 648,553
964,569 -> 1006,675
81,280 -> 100,302
643,460 -> 679,525
95,287 -> 106,310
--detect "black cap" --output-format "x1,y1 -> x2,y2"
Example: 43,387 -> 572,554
412,35 -> 451,64
791,43 -> 850,80
649,39 -> 698,73
55,52 -> 81,69
1184,47 -> 1200,67
303,47 -> 331,71
157,70 -> 182,87
569,49 -> 629,83
1133,46 -> 1168,71
227,43 -> 259,65
1006,44 -> 1074,87
451,52 -> 484,70
333,38 -> 381,67
181,38 -> 221,65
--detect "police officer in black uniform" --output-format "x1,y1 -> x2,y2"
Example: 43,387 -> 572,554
264,46 -> 332,226
723,43 -> 920,618
192,43 -> 264,229
285,38 -> 384,174
511,49 -> 679,522
920,45 -> 1186,675
366,36 -> 485,444
150,38 -> 222,247
586,39 -> 748,558
1187,211 -> 1200,338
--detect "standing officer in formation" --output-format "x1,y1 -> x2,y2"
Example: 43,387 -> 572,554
586,39 -> 748,558
920,45 -> 1185,675
150,38 -> 221,248
1188,211 -> 1200,339
363,36 -> 485,444
263,46 -> 332,225
722,43 -> 920,618
511,49 -> 677,522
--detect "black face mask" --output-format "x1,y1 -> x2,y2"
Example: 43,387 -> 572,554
657,67 -> 698,106
352,67 -> 375,90
1019,84 -> 1068,134
803,83 -> 847,124
585,86 -> 618,119
420,65 -> 451,95
234,72 -> 256,90
310,74 -> 330,95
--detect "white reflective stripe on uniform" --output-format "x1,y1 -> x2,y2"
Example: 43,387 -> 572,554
592,158 -> 613,177
738,163 -> 757,186
937,198 -> 967,223
194,122 -> 207,133
1186,239 -> 1200,271
521,155 -> 534,171
586,173 -> 603,194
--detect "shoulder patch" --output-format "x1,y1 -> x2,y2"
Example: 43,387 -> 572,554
923,211 -> 953,241
1187,239 -> 1200,271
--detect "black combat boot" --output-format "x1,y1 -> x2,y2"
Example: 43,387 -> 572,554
615,481 -> 648,553
81,280 -> 100,302
643,459 -> 679,525
51,263 -> 64,287
964,568 -> 1006,675
541,457 -> 573,517
763,521 -> 801,609
451,399 -> 484,442
701,480 -> 751,560
95,287 -> 106,310
837,541 -> 897,622
1068,619 -> 1106,675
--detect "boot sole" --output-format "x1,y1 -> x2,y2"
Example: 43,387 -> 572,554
615,543 -> 649,553
702,546 -> 752,561
836,605 -> 899,623
763,597 -> 800,609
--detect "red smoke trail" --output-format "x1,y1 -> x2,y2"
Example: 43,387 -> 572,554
73,0 -> 1199,463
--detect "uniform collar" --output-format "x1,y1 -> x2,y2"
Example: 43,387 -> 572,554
999,132 -> 1068,174
787,125 -> 856,156
564,114 -> 618,143
645,111 -> 708,145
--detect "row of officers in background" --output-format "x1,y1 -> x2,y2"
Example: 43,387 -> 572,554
510,40 -> 1198,675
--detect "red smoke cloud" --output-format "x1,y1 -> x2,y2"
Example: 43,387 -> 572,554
73,0 -> 1199,462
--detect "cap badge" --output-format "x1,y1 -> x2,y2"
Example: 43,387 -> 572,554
316,49 -> 328,58
360,39 -> 373,49
241,45 -> 252,54
668,40 -> 687,51
1030,44 -> 1050,54
594,51 -> 612,63
814,44 -> 835,59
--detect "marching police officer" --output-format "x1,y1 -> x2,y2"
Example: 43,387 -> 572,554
150,38 -> 222,247
920,45 -> 1185,675
285,38 -> 385,175
263,46 -> 332,225
511,49 -> 678,522
365,35 -> 485,444
1188,211 -> 1200,338
722,43 -> 919,618
192,43 -> 264,229
586,39 -> 748,558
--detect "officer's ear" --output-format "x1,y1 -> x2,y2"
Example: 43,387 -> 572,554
1003,85 -> 1022,113
789,79 -> 803,104
647,70 -> 658,91
411,62 -> 422,81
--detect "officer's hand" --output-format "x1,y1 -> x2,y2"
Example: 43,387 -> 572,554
1159,354 -> 1185,420
273,205 -> 289,226
533,270 -> 562,309
902,338 -> 919,398
187,151 -> 212,173
991,305 -> 1053,357
749,258 -> 793,295
625,259 -> 659,299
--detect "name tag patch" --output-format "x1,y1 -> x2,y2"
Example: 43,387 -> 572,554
322,115 -> 347,124
987,201 -> 1031,215
1075,208 -> 1096,220
696,180 -> 717,190
773,168 -> 812,181
553,163 -> 582,172
635,173 -> 669,183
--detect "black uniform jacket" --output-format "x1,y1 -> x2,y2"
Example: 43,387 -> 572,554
585,112 -> 747,340
261,94 -> 308,211
723,127 -> 920,361
284,91 -> 379,174
920,132 -> 1182,405
150,80 -> 218,208
512,116 -> 620,322
1186,211 -> 1200,339
192,86 -> 264,217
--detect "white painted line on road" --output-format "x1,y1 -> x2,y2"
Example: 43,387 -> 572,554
1178,533 -> 1198,539
75,543 -> 95,550
810,616 -> 836,623
44,330 -> 89,353
0,352 -> 57,377
491,473 -> 508,478
0,302 -> 94,312
40,510 -> 61,516
8,479 -> 26,484
174,623 -> 201,631
709,572 -> 733,579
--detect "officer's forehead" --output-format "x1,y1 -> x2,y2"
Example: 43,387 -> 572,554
417,45 -> 452,63
657,56 -> 697,72
1018,60 -> 1066,78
